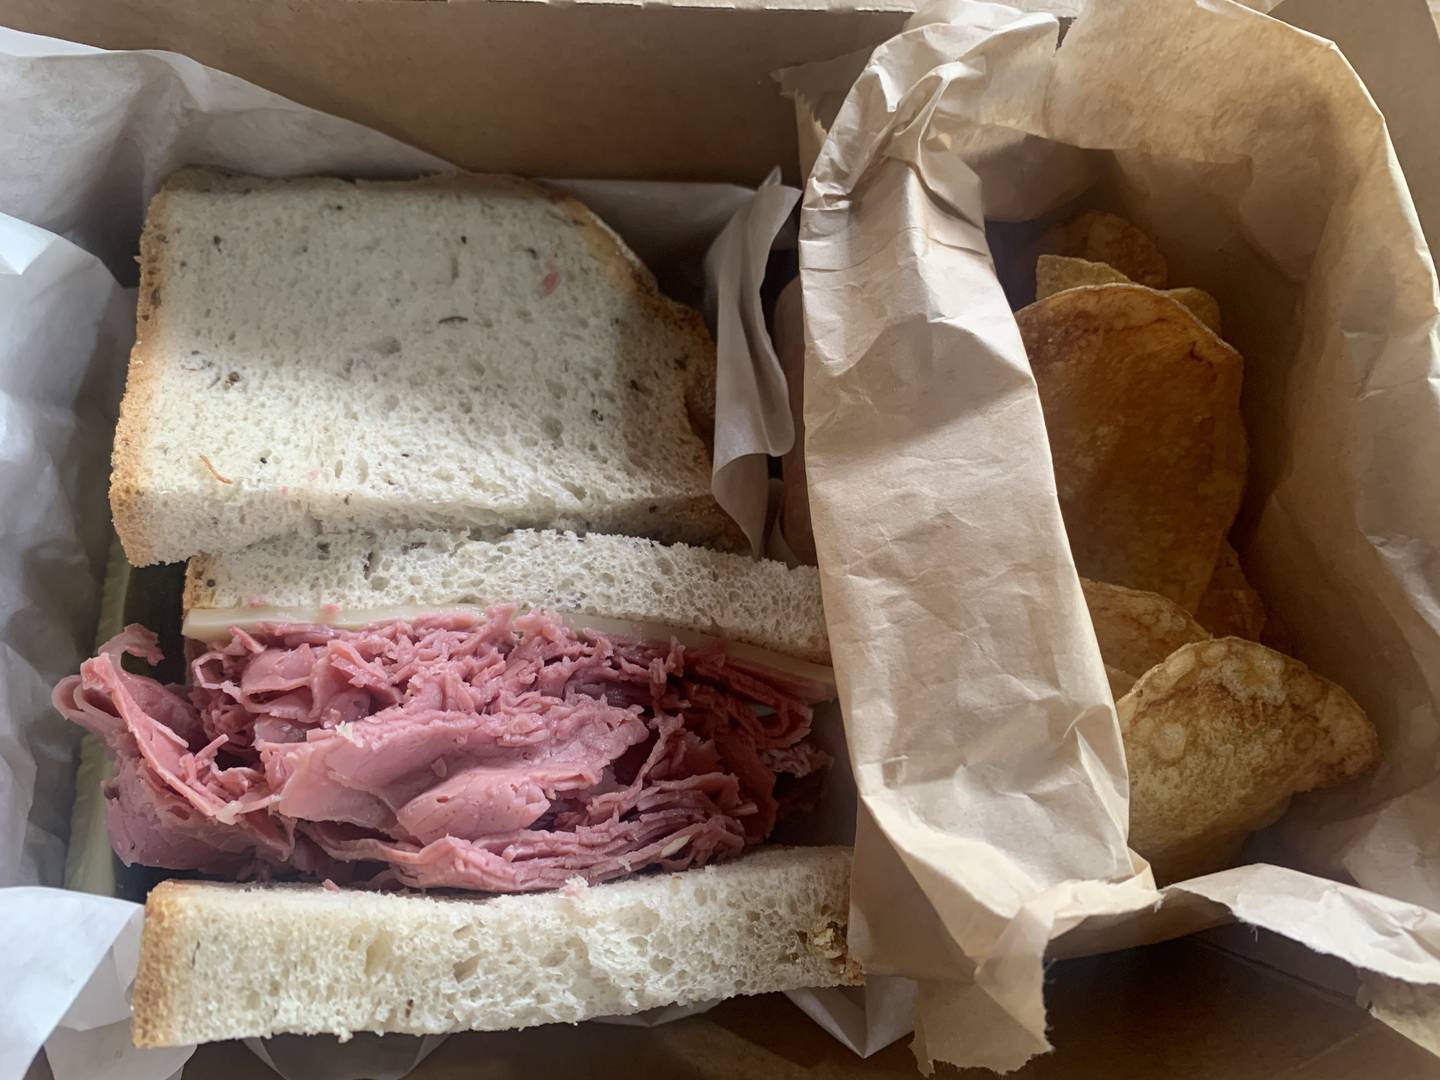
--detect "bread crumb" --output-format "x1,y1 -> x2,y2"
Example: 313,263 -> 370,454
809,921 -> 848,960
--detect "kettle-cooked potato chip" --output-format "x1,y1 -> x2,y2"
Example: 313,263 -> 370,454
1194,542 -> 1267,640
1082,578 -> 1210,681
1036,254 -> 1130,293
1037,211 -> 1169,288
1163,288 -> 1221,338
1119,637 -> 1380,883
1018,285 -> 1247,612
1106,665 -> 1137,699
1035,256 -> 1223,336
1160,288 -> 1223,337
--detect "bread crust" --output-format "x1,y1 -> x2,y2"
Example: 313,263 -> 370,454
130,876 -> 189,1047
109,177 -> 181,567
182,550 -> 218,614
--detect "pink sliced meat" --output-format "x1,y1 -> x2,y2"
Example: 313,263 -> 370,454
760,742 -> 832,780
396,767 -> 553,843
52,608 -> 829,893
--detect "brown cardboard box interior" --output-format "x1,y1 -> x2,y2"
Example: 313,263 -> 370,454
185,930 -> 1440,1078
6,0 -> 1440,1075
0,0 -> 908,186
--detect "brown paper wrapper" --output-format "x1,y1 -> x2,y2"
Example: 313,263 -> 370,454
793,0 -> 1440,1070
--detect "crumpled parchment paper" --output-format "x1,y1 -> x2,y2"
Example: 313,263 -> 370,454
791,0 -> 1440,1071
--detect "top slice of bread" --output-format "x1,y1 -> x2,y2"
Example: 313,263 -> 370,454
112,169 -> 729,566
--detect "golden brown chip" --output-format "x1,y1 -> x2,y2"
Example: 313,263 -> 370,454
1036,254 -> 1130,296
1119,638 -> 1380,883
1037,211 -> 1169,288
1162,287 -> 1222,336
1082,579 -> 1210,682
1035,257 -> 1222,334
1106,664 -> 1137,700
1194,542 -> 1267,640
1018,285 -> 1247,612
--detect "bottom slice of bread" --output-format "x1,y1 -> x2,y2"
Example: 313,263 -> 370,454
132,845 -> 859,1046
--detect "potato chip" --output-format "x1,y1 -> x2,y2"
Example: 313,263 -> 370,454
1035,256 -> 1222,334
1162,287 -> 1222,336
1037,211 -> 1169,288
1194,542 -> 1267,640
1118,638 -> 1380,883
1036,254 -> 1130,295
1018,284 -> 1247,611
1082,578 -> 1210,681
1106,664 -> 1137,700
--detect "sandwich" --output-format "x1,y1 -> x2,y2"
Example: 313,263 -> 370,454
57,530 -> 856,1044
53,169 -> 858,1047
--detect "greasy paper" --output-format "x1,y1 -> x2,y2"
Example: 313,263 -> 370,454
0,26 -> 877,1080
795,0 -> 1440,1071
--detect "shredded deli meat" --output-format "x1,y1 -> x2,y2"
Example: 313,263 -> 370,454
53,608 -> 831,892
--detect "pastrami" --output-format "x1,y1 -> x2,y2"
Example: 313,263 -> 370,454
53,608 -> 829,892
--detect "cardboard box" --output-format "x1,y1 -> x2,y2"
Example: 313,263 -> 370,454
0,0 -> 909,186
157,929 -> 1440,1078
166,926 -> 1440,1079
4,0 -> 1440,1076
